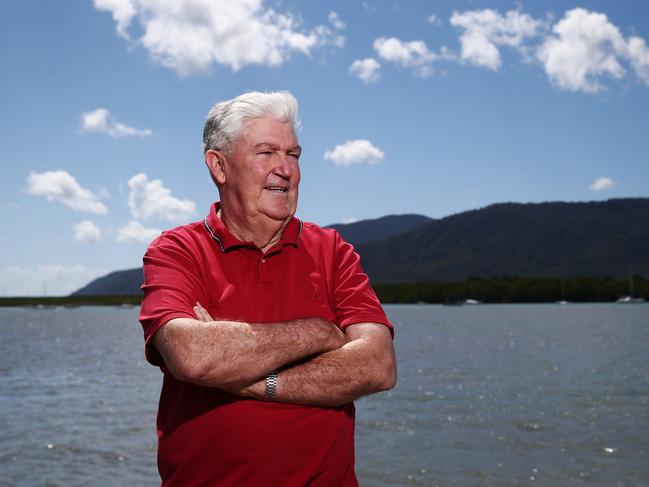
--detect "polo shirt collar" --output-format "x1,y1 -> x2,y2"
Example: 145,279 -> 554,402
204,202 -> 302,253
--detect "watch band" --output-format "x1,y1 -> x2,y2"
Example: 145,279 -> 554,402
264,372 -> 278,401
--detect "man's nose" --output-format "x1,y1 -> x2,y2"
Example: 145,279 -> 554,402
273,154 -> 293,178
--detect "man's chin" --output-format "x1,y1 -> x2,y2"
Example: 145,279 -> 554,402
265,212 -> 294,222
261,205 -> 296,222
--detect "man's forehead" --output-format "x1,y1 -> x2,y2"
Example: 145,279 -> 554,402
242,117 -> 298,144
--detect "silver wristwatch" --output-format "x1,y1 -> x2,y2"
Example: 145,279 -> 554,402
264,372 -> 278,401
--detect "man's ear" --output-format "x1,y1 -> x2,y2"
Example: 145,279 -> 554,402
205,150 -> 227,186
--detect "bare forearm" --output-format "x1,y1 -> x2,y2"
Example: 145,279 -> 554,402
238,323 -> 397,407
154,316 -> 346,388
279,340 -> 395,406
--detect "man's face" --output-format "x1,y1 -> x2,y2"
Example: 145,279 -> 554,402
220,116 -> 301,224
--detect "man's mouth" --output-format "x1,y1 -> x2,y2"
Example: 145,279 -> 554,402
265,186 -> 288,193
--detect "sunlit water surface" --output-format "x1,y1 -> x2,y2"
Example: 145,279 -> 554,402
1,304 -> 647,486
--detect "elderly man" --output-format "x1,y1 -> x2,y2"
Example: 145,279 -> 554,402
139,91 -> 396,486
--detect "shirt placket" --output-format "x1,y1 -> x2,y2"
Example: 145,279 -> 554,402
258,250 -> 279,290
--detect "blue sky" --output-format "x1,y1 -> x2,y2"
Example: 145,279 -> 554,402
1,0 -> 648,296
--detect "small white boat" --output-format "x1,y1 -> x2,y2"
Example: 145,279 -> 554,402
616,295 -> 646,304
617,269 -> 646,303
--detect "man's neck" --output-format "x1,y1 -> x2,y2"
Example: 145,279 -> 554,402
219,206 -> 290,254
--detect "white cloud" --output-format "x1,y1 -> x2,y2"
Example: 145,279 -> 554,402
445,7 -> 649,92
362,2 -> 376,14
590,177 -> 614,191
74,220 -> 102,243
427,14 -> 441,27
0,264 -> 108,296
94,0 -> 135,39
116,220 -> 161,244
450,9 -> 546,70
349,58 -> 381,83
373,37 -> 439,77
324,139 -> 385,166
94,0 -> 344,76
80,108 -> 153,138
342,217 -> 358,224
328,11 -> 345,30
127,173 -> 196,222
537,8 -> 631,93
27,170 -> 108,214
627,36 -> 649,84
323,10 -> 345,48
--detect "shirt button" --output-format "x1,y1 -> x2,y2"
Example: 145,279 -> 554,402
261,259 -> 266,263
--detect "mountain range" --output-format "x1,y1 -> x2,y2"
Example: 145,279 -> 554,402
72,198 -> 649,295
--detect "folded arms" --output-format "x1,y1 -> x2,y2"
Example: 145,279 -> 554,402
153,305 -> 396,407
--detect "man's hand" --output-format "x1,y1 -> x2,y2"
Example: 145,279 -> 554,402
193,302 -> 213,322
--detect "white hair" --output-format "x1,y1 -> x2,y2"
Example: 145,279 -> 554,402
203,91 -> 300,154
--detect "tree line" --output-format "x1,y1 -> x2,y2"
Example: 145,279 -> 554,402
373,276 -> 648,304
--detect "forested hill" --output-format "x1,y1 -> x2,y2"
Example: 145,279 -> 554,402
72,198 -> 649,295
72,268 -> 143,296
357,198 -> 649,283
328,214 -> 433,245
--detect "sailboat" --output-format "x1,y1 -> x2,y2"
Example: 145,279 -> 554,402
617,295 -> 645,303
616,269 -> 646,303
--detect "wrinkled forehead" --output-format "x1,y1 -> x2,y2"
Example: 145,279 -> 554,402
237,116 -> 299,145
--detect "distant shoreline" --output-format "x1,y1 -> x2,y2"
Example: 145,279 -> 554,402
1,276 -> 646,306
0,295 -> 141,307
373,276 -> 648,304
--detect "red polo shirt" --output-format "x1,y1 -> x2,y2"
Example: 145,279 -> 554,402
139,203 -> 392,487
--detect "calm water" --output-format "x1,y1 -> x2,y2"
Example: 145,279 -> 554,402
1,304 -> 647,486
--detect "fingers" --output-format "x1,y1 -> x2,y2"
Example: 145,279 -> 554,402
193,301 -> 213,322
193,306 -> 210,321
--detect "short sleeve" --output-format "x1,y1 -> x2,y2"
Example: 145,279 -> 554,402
332,232 -> 393,337
139,233 -> 206,366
